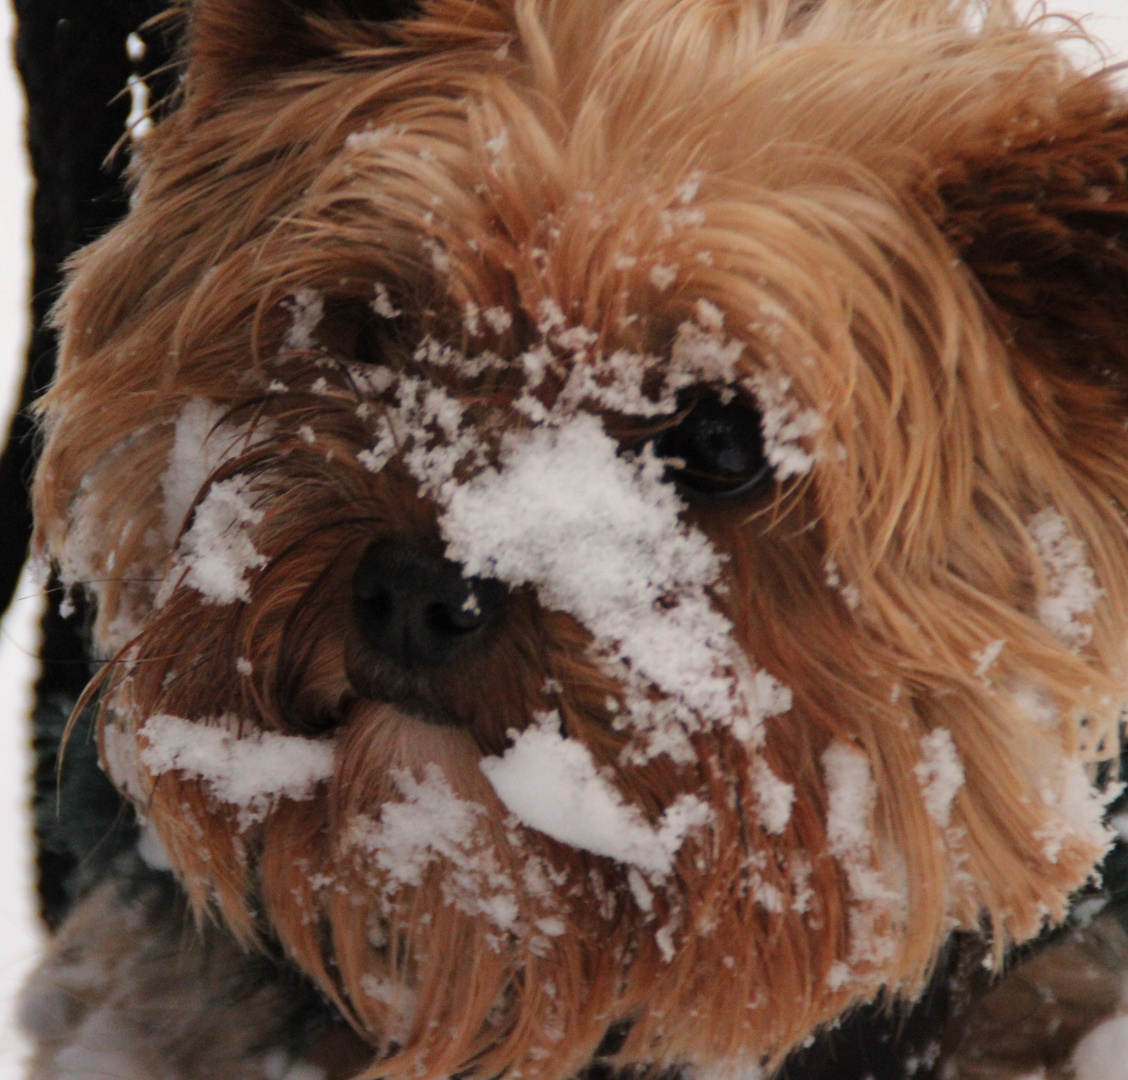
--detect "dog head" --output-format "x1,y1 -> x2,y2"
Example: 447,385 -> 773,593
32,0 -> 1128,1074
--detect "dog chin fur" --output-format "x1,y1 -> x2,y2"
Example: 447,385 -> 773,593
21,0 -> 1128,1077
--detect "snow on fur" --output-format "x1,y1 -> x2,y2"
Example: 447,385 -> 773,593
437,414 -> 790,761
346,764 -> 521,934
1027,509 -> 1103,648
480,713 -> 712,874
138,714 -> 335,825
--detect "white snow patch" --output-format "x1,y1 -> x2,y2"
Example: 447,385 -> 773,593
283,288 -> 324,352
125,74 -> 151,141
161,398 -> 263,546
371,282 -> 400,319
914,729 -> 964,828
1036,759 -> 1115,863
823,741 -> 900,970
170,475 -> 267,604
435,414 -> 790,761
348,765 -> 520,933
1027,509 -> 1102,648
480,714 -> 712,874
360,975 -> 418,1044
752,758 -> 794,834
138,714 -> 335,825
747,373 -> 822,479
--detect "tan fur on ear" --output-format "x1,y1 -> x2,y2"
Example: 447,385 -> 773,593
181,0 -> 421,110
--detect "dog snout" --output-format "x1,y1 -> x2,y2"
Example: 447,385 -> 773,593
352,536 -> 506,667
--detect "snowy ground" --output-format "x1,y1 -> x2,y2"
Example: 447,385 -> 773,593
0,2 -> 1126,1078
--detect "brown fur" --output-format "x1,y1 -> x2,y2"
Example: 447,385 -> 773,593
27,0 -> 1128,1077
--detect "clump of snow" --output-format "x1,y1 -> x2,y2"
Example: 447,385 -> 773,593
436,413 -> 790,761
1036,759 -> 1115,864
752,758 -> 794,835
138,714 -> 335,826
347,765 -> 520,934
125,74 -> 152,141
822,741 -> 900,975
169,475 -> 267,605
914,729 -> 964,828
479,713 -> 712,875
345,126 -> 397,153
371,282 -> 400,319
360,975 -> 418,1044
162,398 -> 263,546
747,373 -> 823,479
283,288 -> 324,352
1027,509 -> 1102,648
824,742 -> 878,875
671,317 -> 744,385
1072,1011 -> 1128,1080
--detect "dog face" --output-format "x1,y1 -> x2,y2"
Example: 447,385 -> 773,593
31,0 -> 1128,1074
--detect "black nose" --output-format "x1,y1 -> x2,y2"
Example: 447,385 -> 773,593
352,537 -> 506,666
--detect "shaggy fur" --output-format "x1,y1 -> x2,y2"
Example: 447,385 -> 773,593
23,0 -> 1128,1077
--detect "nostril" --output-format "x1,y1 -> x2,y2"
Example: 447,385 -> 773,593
352,537 -> 505,666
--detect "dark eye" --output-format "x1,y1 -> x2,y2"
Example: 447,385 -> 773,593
653,387 -> 771,499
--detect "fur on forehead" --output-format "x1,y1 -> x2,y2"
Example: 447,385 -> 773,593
28,0 -> 1128,1078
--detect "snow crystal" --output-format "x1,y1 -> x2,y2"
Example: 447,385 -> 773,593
914,729 -> 964,828
649,264 -> 677,290
171,475 -> 267,605
372,282 -> 400,319
436,414 -> 790,761
1027,509 -> 1102,648
348,765 -> 520,933
138,714 -> 335,825
479,714 -> 712,875
747,373 -> 823,479
283,288 -> 324,352
971,639 -> 1006,679
752,758 -> 794,834
125,31 -> 146,61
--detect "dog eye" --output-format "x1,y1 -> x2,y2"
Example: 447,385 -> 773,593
653,387 -> 771,499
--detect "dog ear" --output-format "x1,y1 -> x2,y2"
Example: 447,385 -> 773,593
936,75 -> 1128,384
184,0 -> 421,100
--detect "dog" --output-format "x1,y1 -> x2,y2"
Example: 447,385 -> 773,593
19,0 -> 1128,1076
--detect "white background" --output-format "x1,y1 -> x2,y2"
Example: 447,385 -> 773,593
0,2 -> 1126,1077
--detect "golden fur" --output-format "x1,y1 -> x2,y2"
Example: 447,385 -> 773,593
28,0 -> 1128,1076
